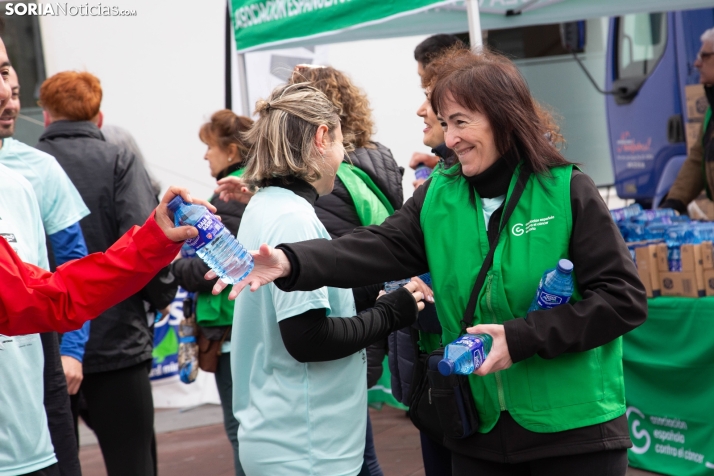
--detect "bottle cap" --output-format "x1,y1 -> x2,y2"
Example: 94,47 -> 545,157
167,196 -> 186,213
438,359 -> 454,376
557,259 -> 574,274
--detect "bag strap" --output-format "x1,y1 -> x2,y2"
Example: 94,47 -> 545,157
460,166 -> 533,332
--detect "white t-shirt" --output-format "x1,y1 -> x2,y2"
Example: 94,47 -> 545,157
231,186 -> 366,476
0,138 -> 89,235
0,164 -> 56,475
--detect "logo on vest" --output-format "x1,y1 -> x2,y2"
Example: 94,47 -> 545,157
511,216 -> 555,237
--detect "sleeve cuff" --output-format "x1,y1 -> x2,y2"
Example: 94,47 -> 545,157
274,244 -> 301,291
504,317 -> 538,363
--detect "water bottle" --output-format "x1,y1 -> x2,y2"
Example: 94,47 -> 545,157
384,273 -> 432,293
609,203 -> 642,222
415,164 -> 432,181
384,278 -> 411,293
178,297 -> 199,384
180,242 -> 196,259
438,334 -> 493,376
417,272 -> 432,286
665,226 -> 690,272
527,259 -> 575,314
168,197 -> 254,285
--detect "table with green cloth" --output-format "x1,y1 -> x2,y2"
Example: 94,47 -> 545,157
623,297 -> 714,475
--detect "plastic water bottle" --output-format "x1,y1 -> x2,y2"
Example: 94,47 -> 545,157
384,278 -> 411,293
438,334 -> 493,376
168,197 -> 254,285
384,273 -> 432,293
665,226 -> 690,272
178,296 -> 199,384
527,259 -> 575,314
610,203 -> 642,222
415,164 -> 432,181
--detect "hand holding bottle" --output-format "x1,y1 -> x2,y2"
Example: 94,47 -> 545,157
465,324 -> 512,376
155,186 -> 217,242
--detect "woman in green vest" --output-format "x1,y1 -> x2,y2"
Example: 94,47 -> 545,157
214,49 -> 648,475
171,109 -> 252,476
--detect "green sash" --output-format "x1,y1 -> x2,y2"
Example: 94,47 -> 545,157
336,163 -> 393,226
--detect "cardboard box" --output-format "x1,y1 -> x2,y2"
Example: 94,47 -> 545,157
686,84 -> 708,121
660,271 -> 699,297
704,269 -> 714,296
656,243 -> 669,272
659,244 -> 705,297
701,241 -> 713,270
635,244 -> 661,298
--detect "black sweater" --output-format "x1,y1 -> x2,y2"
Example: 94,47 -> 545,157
275,159 -> 648,462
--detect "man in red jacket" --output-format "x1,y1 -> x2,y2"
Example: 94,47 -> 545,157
0,185 -> 210,336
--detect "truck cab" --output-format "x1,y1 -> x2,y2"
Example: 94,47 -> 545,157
606,8 -> 714,208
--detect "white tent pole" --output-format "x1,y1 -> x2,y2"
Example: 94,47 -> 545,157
236,53 -> 251,117
466,0 -> 484,48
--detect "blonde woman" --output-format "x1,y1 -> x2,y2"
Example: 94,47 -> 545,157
229,83 -> 424,476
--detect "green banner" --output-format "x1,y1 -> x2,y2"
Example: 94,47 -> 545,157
230,0 -> 451,52
623,297 -> 714,475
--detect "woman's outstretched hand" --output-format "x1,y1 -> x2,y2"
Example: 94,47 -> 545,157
377,281 -> 426,312
155,186 -> 217,242
215,176 -> 256,204
466,324 -> 512,376
207,244 -> 291,299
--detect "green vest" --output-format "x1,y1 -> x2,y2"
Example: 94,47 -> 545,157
420,164 -> 625,433
336,162 -> 394,226
195,168 -> 244,327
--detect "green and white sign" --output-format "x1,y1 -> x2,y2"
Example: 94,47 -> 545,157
230,0 -> 453,52
230,0 -> 714,52
623,297 -> 714,476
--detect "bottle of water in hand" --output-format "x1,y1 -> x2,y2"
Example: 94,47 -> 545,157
438,334 -> 493,376
168,197 -> 253,285
527,259 -> 574,314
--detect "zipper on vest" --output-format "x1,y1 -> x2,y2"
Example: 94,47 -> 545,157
486,275 -> 507,411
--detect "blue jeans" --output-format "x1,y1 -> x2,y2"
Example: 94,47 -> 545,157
215,350 -> 246,476
363,410 -> 384,476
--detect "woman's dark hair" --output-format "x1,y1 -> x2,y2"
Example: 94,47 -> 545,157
430,48 -> 570,175
199,109 -> 253,161
414,34 -> 465,66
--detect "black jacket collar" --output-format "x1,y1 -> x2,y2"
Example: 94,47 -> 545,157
706,85 -> 714,110
216,162 -> 244,181
464,149 -> 519,199
38,120 -> 105,142
266,177 -> 319,206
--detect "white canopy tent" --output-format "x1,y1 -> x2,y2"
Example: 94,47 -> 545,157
230,0 -> 713,114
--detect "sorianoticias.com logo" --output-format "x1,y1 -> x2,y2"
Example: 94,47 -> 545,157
5,3 -> 137,16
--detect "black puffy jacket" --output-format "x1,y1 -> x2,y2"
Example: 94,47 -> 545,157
314,142 -> 403,387
315,142 -> 404,239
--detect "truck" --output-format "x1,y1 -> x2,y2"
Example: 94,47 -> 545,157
605,8 -> 714,208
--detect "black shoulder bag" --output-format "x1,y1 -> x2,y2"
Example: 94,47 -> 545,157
407,167 -> 532,443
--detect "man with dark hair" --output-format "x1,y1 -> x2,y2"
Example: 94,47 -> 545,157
413,34 -> 465,77
0,67 -> 89,476
410,34 -> 465,187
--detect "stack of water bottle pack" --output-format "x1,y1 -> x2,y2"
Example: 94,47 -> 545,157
611,203 -> 714,298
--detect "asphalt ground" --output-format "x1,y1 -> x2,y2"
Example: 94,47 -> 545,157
78,405 -> 662,476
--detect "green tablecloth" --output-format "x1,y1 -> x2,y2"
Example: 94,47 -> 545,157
623,297 -> 714,475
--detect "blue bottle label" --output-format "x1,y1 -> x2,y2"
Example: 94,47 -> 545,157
535,284 -> 571,309
453,335 -> 487,370
185,213 -> 224,251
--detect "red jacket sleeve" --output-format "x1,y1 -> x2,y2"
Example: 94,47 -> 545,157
0,213 -> 183,335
